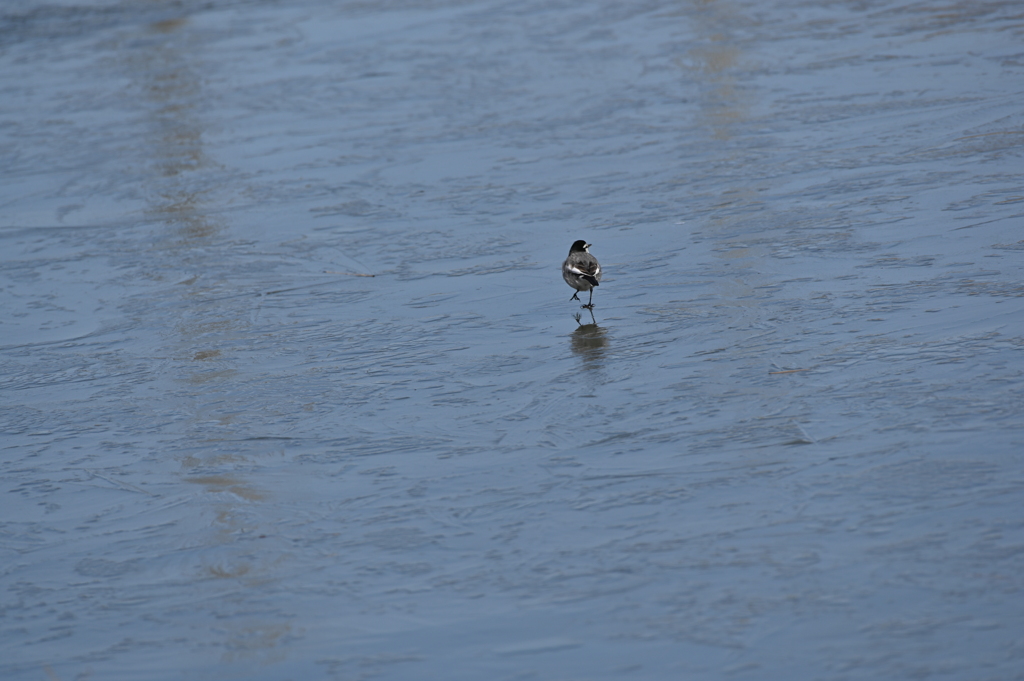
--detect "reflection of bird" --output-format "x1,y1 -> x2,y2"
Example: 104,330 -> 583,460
562,240 -> 602,309
571,312 -> 608,369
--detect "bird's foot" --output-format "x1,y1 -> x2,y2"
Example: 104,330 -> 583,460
570,292 -> 580,301
580,303 -> 595,310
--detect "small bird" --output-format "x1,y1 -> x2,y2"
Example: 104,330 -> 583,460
562,240 -> 602,309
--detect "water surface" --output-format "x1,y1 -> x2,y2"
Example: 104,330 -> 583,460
3,0 -> 1023,679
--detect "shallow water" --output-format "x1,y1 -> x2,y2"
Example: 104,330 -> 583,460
2,0 -> 1023,679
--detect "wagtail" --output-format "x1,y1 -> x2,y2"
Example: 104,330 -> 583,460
562,240 -> 602,309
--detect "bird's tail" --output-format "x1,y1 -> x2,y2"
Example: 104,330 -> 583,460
583,275 -> 599,287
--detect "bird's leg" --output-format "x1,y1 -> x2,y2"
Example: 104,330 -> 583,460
581,288 -> 595,309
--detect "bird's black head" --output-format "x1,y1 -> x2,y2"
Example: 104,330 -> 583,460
569,240 -> 589,253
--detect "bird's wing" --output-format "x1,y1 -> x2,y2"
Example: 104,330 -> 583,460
568,258 -> 600,277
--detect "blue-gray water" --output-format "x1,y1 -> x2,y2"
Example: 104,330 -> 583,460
3,1 -> 1023,679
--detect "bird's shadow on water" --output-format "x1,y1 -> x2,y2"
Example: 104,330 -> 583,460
571,310 -> 608,371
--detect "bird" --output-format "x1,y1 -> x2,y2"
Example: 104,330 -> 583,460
562,240 -> 602,309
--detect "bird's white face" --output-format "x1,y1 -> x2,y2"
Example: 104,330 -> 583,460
584,243 -> 592,252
